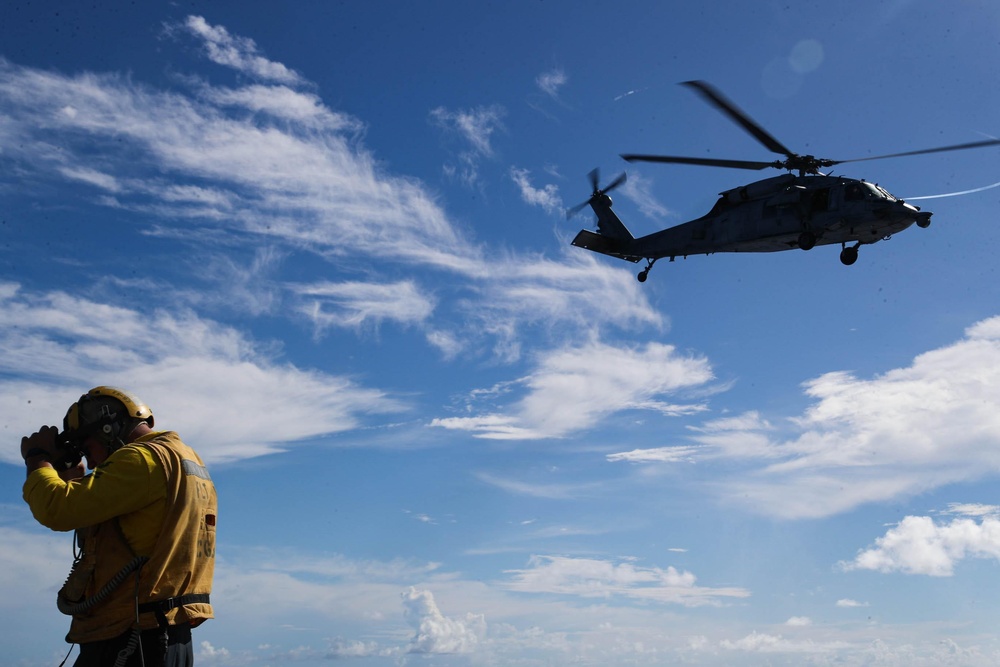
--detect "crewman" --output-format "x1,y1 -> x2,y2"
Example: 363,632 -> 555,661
21,386 -> 216,666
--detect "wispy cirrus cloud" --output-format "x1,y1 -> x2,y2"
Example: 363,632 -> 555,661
0,52 -> 479,275
509,166 -> 563,216
291,280 -> 436,333
535,68 -> 567,99
430,104 -> 506,188
620,170 -> 673,219
177,15 -> 305,85
0,20 -> 660,363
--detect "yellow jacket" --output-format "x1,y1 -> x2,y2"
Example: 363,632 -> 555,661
23,431 -> 216,643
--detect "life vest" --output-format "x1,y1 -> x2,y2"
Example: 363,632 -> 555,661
64,432 -> 216,644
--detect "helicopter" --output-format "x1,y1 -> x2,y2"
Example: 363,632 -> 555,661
568,80 -> 1000,282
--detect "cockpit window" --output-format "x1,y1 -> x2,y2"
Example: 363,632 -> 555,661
844,182 -> 866,201
873,183 -> 897,201
856,182 -> 896,201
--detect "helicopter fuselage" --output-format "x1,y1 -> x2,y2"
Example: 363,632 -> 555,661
572,173 -> 932,279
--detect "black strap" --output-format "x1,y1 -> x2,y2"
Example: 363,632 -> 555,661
137,593 -> 210,615
138,593 -> 211,628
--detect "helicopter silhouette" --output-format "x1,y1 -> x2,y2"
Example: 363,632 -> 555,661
568,80 -> 1000,282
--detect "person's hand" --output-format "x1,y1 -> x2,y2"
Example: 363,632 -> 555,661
21,425 -> 59,461
60,461 -> 86,481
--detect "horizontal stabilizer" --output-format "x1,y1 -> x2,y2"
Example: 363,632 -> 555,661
571,230 -> 642,263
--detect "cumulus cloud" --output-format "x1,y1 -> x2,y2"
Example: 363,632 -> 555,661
403,587 -> 486,654
841,514 -> 1000,576
431,339 -> 712,439
503,555 -> 749,606
609,317 -> 1000,519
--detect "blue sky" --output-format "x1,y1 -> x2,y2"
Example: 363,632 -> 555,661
3,1 -> 1000,664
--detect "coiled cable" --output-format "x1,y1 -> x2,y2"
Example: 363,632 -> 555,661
57,555 -> 149,615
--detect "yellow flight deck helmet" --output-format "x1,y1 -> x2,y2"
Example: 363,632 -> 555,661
63,386 -> 154,451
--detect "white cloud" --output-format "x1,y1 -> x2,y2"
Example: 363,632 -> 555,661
614,316 -> 1000,518
835,598 -> 869,608
503,555 -> 749,606
179,15 -> 305,85
292,280 -> 436,333
201,84 -> 360,130
56,166 -> 122,192
841,514 -> 1000,576
475,472 -> 596,500
0,285 -> 405,464
721,631 -> 849,654
403,587 -> 486,654
466,253 -> 665,358
606,445 -> 702,463
430,105 -> 506,158
431,339 -> 712,439
430,105 -> 506,188
325,639 -> 383,658
510,166 -> 563,215
0,57 -> 480,275
536,68 -> 567,98
198,641 -> 230,658
785,616 -> 811,626
942,503 -> 1000,517
0,526 -> 68,613
0,43 -> 664,365
620,170 -> 673,219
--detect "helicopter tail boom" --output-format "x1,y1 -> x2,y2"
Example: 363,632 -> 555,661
571,185 -> 642,262
571,230 -> 642,263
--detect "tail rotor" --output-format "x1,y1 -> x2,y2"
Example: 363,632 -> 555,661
566,169 -> 627,220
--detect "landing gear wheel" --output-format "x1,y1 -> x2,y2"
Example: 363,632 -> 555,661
637,258 -> 656,283
840,246 -> 859,266
798,231 -> 817,251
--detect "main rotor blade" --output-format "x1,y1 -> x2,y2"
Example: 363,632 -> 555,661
682,80 -> 794,158
621,153 -> 776,171
831,137 -> 1000,166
